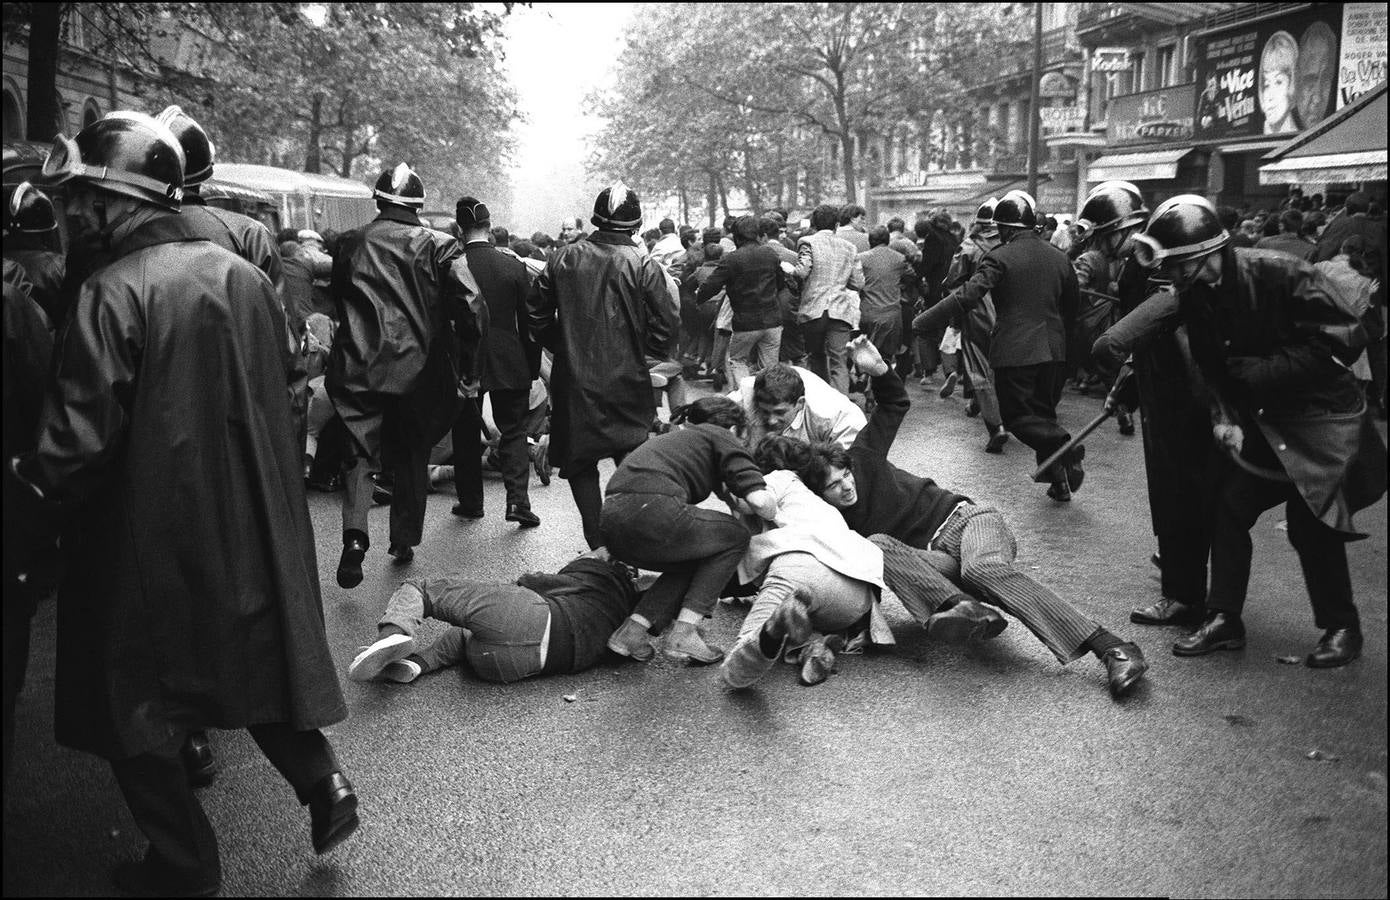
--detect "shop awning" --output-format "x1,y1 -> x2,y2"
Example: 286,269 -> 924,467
1086,148 -> 1192,182
1259,83 -> 1388,185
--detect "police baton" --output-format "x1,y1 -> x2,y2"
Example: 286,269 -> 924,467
1030,362 -> 1134,483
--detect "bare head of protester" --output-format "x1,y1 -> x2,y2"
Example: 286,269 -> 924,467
1132,193 -> 1384,667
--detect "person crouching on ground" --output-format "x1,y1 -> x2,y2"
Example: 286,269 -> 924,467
602,396 -> 778,664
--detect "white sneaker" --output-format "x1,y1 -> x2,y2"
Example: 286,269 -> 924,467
348,633 -> 416,682
380,658 -> 422,684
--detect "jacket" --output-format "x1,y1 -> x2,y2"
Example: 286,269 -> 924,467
695,242 -> 783,332
857,245 -> 911,321
1120,249 -> 1384,536
464,240 -> 541,392
916,229 -> 1077,369
795,230 -> 864,327
528,229 -> 675,473
327,208 -> 484,447
22,211 -> 346,759
3,248 -> 65,329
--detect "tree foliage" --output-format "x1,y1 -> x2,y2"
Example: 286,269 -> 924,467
4,2 -> 521,203
588,1 -> 1020,215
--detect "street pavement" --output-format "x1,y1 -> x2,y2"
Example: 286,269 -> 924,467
4,376 -> 1387,897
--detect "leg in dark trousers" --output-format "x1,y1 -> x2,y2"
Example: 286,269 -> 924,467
490,388 -> 534,511
386,416 -> 431,550
452,395 -> 487,515
1207,465 -> 1287,618
568,454 -> 626,550
3,583 -> 41,778
110,731 -> 221,888
801,312 -> 831,385
246,723 -> 339,805
994,363 -> 1071,466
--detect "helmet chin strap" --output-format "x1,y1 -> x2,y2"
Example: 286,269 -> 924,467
92,197 -> 142,251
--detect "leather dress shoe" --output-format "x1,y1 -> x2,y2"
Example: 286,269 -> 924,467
1130,597 -> 1207,627
506,503 -> 541,528
984,427 -> 1009,454
1046,479 -> 1071,502
1116,409 -> 1135,436
112,857 -> 220,898
1065,445 -> 1086,492
336,536 -> 368,589
309,772 -> 360,855
964,398 -> 981,418
925,599 -> 1007,643
1102,643 -> 1148,698
451,503 -> 484,519
370,479 -> 393,506
1306,627 -> 1362,668
387,543 -> 414,565
1172,612 -> 1246,657
180,730 -> 217,789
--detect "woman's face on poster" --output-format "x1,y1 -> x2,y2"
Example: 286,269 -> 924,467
1261,68 -> 1294,131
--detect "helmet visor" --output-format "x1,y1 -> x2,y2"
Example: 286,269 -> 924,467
1131,231 -> 1229,269
39,134 -> 83,184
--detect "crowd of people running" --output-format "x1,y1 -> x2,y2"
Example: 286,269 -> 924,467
2,105 -> 1384,896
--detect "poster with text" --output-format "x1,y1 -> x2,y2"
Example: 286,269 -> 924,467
1338,3 -> 1388,107
1193,4 -> 1343,140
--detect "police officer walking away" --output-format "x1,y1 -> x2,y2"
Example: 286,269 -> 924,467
13,111 -> 357,896
528,182 -> 675,550
915,190 -> 1083,500
328,163 -> 485,587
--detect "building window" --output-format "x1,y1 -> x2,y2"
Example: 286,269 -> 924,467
1157,44 -> 1177,87
2,86 -> 23,140
1131,51 -> 1146,93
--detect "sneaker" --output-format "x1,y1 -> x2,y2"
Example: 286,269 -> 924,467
348,633 -> 416,682
607,617 -> 655,661
664,621 -> 724,665
938,371 -> 959,398
381,658 -> 422,683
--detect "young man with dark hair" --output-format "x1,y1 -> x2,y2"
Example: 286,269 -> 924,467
836,203 -> 870,252
857,224 -> 911,367
729,362 -> 864,451
791,337 -> 1149,700
696,215 -> 784,388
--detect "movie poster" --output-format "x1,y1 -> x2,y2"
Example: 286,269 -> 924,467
1193,5 -> 1343,140
1338,3 -> 1388,107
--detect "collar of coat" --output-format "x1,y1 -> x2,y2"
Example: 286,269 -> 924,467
375,206 -> 423,227
110,209 -> 216,258
588,229 -> 637,246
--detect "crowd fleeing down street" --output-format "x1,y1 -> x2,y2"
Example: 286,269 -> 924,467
2,106 -> 1387,897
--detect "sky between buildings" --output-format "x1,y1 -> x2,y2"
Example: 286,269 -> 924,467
503,3 -> 636,236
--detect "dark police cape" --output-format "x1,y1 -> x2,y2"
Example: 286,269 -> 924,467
25,212 -> 346,760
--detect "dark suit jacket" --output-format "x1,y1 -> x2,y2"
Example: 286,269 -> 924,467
695,242 -> 783,332
915,229 -> 1077,368
465,240 -> 540,392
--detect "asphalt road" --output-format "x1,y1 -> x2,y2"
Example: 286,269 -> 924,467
4,377 -> 1387,897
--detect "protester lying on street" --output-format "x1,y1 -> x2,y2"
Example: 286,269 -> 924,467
601,396 -> 778,665
727,362 -> 865,451
348,552 -> 645,685
786,335 -> 1150,700
719,436 -> 897,691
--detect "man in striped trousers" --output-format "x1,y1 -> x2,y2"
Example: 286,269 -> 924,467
792,337 -> 1148,699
